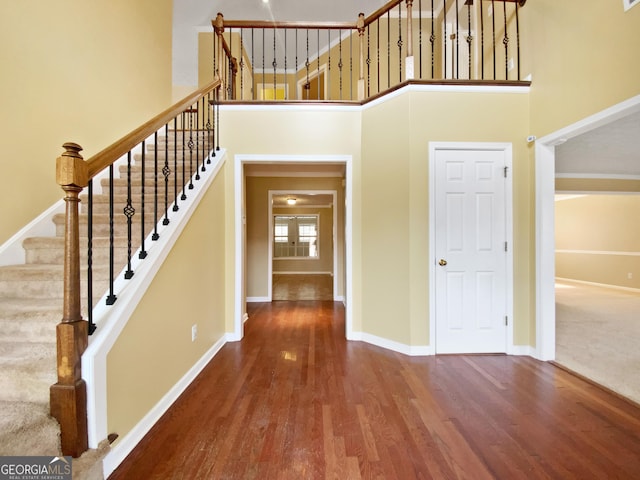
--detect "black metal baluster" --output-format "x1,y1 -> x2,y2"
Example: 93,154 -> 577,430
467,0 -> 472,79
350,28 -> 353,100
152,132 -> 159,241
455,0 -> 459,79
87,180 -> 95,334
206,92 -> 212,162
339,29 -> 343,100
252,28 -> 255,100
328,29 -> 331,99
492,0 -> 496,79
367,24 -> 370,97
162,124 -> 170,226
240,28 -> 244,99
262,28 -> 265,99
515,2 -> 521,80
106,164 -> 116,304
201,97 -> 207,170
180,112 -> 187,200
284,29 -> 288,99
481,0 -> 485,79
444,0 -> 447,78
229,27 -> 233,98
188,109 -> 195,190
503,0 -> 509,80
376,20 -> 380,94
124,151 -> 135,279
139,141 -> 148,259
388,10 -> 391,88
430,0 -> 435,79
305,30 -> 310,100
398,2 -> 403,83
194,106 -> 200,182
273,28 -> 277,97
173,117 -> 179,211
419,0 -> 423,79
216,88 -> 220,151
295,29 -> 299,99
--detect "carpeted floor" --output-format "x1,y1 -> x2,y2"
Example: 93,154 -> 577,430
555,279 -> 640,405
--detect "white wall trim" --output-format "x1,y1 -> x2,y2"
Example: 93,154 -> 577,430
556,249 -> 640,256
556,277 -> 640,294
428,142 -> 514,355
535,94 -> 640,362
102,334 -> 227,478
273,271 -> 333,275
84,148 -> 227,449
556,173 -> 640,180
235,154 -> 354,340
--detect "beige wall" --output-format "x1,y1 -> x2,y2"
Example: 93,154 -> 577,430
362,90 -> 531,347
524,0 -> 640,138
0,0 -> 173,245
246,177 -> 343,299
556,195 -> 640,289
107,169 -> 227,443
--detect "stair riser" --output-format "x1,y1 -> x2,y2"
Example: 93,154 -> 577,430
25,245 -> 132,266
0,369 -> 55,404
54,217 -> 158,237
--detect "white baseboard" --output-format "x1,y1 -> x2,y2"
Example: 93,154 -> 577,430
102,335 -> 227,477
510,345 -> 537,357
353,332 -> 434,356
247,296 -> 270,302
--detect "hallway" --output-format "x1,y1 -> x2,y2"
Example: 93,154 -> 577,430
109,301 -> 640,479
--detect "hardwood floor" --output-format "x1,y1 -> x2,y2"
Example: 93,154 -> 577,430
109,301 -> 640,479
272,274 -> 333,301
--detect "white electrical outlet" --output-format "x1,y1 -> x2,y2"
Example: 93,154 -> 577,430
191,324 -> 198,342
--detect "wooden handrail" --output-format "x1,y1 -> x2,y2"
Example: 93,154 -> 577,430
87,79 -> 221,179
221,20 -> 357,30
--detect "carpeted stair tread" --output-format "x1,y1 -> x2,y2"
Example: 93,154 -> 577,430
0,341 -> 56,403
0,401 -> 61,456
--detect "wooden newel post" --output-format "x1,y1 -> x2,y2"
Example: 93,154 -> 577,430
50,142 -> 89,458
214,13 -> 226,100
357,13 -> 366,101
406,0 -> 415,80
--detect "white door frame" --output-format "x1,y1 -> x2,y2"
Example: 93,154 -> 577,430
429,142 -> 514,353
234,154 -> 354,342
267,189 -> 339,301
534,94 -> 640,360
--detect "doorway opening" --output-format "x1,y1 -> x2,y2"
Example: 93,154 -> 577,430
234,154 -> 353,341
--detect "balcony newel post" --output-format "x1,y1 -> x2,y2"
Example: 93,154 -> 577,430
357,13 -> 366,101
50,142 -> 89,457
406,0 -> 415,79
214,13 -> 226,99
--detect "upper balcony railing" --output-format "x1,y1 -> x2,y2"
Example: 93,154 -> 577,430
212,0 -> 528,103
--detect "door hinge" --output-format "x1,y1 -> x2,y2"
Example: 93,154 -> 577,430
504,241 -> 508,252
504,166 -> 508,178
505,316 -> 508,326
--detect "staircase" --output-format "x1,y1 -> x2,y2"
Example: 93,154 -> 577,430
0,131 -> 211,475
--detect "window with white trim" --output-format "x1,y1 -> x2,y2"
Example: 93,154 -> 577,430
273,215 -> 319,258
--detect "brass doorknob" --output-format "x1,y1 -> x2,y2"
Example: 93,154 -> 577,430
439,259 -> 447,266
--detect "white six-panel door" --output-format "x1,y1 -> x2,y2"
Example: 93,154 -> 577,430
432,145 -> 511,354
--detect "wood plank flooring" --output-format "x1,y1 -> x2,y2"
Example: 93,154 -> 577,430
272,274 -> 333,301
109,301 -> 640,479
